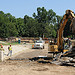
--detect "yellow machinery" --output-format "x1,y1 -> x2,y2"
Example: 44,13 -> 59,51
48,10 -> 75,56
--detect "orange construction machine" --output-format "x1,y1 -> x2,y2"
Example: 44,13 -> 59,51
48,10 -> 75,56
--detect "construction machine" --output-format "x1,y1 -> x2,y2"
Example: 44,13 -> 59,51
48,10 -> 75,57
29,10 -> 75,66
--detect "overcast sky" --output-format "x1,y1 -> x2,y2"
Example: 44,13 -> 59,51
0,0 -> 75,18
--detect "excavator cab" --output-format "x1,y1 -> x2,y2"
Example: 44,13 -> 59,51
48,39 -> 58,56
48,38 -> 71,52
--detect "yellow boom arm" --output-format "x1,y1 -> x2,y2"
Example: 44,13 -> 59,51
57,10 -> 75,51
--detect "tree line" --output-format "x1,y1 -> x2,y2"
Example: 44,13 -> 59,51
0,7 -> 71,38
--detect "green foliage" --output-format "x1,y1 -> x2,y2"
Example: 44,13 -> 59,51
0,7 -> 62,38
45,24 -> 56,37
32,7 -> 61,38
0,11 -> 18,38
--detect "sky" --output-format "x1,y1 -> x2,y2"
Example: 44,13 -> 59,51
0,0 -> 75,18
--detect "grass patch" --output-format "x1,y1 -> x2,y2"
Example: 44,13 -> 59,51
0,41 -> 21,45
7,42 -> 20,45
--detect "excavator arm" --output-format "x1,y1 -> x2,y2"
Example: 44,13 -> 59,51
48,10 -> 75,65
57,10 -> 75,51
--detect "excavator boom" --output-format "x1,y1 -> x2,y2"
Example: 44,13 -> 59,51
57,10 -> 75,51
48,10 -> 75,55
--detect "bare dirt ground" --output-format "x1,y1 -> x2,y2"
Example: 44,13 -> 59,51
0,44 -> 75,75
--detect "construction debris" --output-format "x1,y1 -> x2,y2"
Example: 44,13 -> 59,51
51,45 -> 75,67
29,45 -> 75,67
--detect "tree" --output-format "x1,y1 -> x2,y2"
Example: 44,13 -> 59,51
0,11 -> 18,38
33,7 -> 47,23
33,7 -> 58,38
45,24 -> 56,38
15,18 -> 24,36
47,9 -> 56,24
0,8 -> 62,38
24,15 -> 39,37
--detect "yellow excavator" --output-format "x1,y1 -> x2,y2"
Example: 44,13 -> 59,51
48,10 -> 75,57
